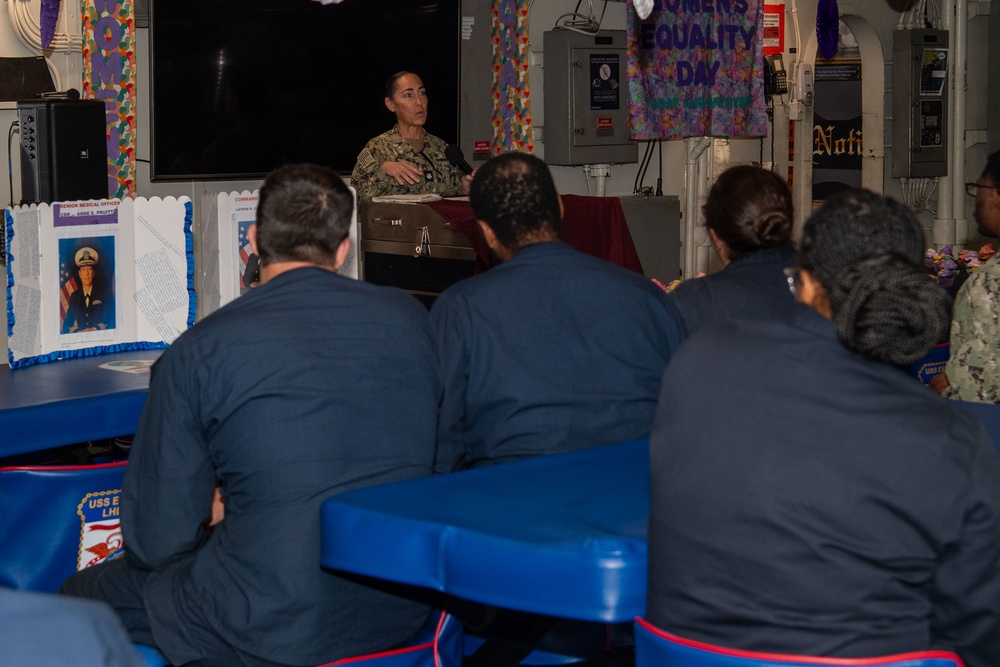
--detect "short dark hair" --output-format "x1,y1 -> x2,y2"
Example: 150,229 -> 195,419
704,165 -> 793,262
798,188 -> 950,365
255,163 -> 354,267
981,149 -> 1000,186
469,152 -> 562,249
385,71 -> 416,100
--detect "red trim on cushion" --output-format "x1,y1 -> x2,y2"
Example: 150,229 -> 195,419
635,618 -> 964,666
320,640 -> 436,666
0,461 -> 127,473
432,608 -> 446,667
318,611 -> 450,666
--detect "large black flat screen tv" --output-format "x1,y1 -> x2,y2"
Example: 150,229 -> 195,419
149,0 -> 461,181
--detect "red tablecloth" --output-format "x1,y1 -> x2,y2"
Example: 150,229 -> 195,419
426,195 -> 644,274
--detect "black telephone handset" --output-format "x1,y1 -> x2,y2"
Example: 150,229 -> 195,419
243,253 -> 260,288
764,54 -> 789,96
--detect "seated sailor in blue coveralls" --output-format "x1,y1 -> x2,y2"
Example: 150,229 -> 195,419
59,164 -> 441,667
431,152 -> 685,472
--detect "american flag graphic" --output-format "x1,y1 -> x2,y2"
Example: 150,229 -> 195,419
59,261 -> 79,322
238,222 -> 253,288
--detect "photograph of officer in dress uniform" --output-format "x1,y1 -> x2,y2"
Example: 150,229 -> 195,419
59,237 -> 116,334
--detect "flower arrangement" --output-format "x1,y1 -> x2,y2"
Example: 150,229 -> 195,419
959,243 -> 995,273
925,245 -> 959,287
924,243 -> 996,288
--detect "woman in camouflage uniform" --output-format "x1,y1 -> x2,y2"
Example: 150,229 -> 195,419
351,72 -> 471,201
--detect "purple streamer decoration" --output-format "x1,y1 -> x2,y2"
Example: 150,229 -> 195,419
40,0 -> 61,50
817,0 -> 839,60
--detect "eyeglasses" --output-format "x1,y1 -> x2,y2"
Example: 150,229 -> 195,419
965,182 -> 998,197
783,267 -> 800,297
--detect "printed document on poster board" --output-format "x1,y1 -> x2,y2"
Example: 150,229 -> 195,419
200,188 -> 358,318
5,197 -> 195,368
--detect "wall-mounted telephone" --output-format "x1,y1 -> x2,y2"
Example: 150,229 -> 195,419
764,54 -> 788,96
793,62 -> 813,105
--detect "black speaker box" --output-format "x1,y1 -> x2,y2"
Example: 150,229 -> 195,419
17,99 -> 109,204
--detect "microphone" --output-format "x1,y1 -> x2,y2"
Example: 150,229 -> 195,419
445,144 -> 474,175
38,88 -> 81,99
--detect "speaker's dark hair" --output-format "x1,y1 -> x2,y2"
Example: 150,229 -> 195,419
385,71 -> 417,100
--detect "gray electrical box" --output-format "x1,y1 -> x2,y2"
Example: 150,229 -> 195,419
990,4 -> 1000,155
892,29 -> 949,178
618,195 -> 682,282
543,30 -> 638,166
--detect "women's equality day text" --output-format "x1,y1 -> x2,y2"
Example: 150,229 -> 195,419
638,0 -> 756,88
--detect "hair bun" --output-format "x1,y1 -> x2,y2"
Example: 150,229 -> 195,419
703,166 -> 793,261
752,209 -> 792,249
831,254 -> 951,365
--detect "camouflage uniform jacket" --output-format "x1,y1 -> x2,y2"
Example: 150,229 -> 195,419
944,255 -> 1000,403
350,126 -> 464,201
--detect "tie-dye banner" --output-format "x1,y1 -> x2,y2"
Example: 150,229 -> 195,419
627,0 -> 767,139
491,0 -> 533,154
83,0 -> 136,199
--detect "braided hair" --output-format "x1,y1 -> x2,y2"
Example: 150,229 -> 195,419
703,165 -> 794,262
798,189 -> 951,365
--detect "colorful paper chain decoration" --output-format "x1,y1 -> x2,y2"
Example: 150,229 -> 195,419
82,0 -> 136,199
491,0 -> 533,154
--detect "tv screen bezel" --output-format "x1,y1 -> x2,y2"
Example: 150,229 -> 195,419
148,0 -> 462,182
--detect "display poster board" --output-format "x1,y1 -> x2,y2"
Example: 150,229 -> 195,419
626,0 -> 767,139
5,197 -> 195,368
199,189 -> 359,318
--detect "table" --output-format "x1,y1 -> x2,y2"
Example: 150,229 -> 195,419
358,197 -> 648,306
425,195 -> 645,275
320,438 -> 649,624
0,350 -> 161,458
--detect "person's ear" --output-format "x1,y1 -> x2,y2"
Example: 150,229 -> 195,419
477,220 -> 499,251
797,269 -> 832,319
248,224 -> 259,255
707,227 -> 731,266
557,195 -> 565,220
384,97 -> 395,114
332,237 -> 351,272
476,219 -> 513,262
